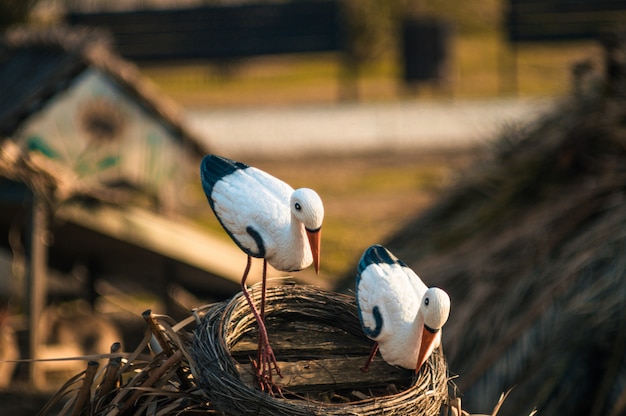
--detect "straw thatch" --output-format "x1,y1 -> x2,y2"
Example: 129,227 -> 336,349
375,36 -> 626,415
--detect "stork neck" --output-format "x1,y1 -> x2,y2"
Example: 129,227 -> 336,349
289,215 -> 305,244
288,215 -> 310,263
411,314 -> 426,345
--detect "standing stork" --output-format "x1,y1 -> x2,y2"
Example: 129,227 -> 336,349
356,244 -> 450,372
200,154 -> 324,389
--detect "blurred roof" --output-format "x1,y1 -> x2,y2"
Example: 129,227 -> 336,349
0,26 -> 259,303
62,0 -> 274,13
0,25 -> 207,156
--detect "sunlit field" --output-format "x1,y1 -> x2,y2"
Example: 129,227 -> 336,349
190,149 -> 478,286
161,30 -> 603,287
140,33 -> 602,107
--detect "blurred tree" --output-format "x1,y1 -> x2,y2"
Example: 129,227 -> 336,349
340,0 -> 501,63
0,0 -> 40,31
338,0 -> 400,99
343,0 -> 399,63
399,0 -> 502,34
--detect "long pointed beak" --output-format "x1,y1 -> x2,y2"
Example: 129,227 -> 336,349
415,326 -> 438,373
306,228 -> 321,274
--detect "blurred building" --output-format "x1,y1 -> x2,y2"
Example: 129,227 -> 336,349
0,26 -> 247,387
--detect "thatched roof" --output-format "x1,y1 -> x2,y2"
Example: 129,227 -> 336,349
365,42 -> 626,415
0,25 -> 207,156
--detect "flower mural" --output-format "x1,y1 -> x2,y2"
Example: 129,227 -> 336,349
18,68 -> 182,207
77,96 -> 126,145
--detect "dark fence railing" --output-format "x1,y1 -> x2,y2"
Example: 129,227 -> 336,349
66,1 -> 345,61
506,0 -> 626,43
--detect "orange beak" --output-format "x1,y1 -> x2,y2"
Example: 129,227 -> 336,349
415,326 -> 438,373
306,228 -> 321,274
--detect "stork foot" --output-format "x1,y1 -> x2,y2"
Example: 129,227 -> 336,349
252,344 -> 283,396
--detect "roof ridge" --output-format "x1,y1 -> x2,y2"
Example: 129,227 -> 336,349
3,24 -> 112,54
1,25 -> 208,155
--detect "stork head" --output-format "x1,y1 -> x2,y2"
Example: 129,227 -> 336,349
291,188 -> 324,273
415,287 -> 450,372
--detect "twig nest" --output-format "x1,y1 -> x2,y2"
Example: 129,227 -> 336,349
192,283 -> 448,415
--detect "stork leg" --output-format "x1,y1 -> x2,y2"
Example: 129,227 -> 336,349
257,259 -> 268,376
361,342 -> 379,372
260,260 -> 268,321
240,256 -> 282,393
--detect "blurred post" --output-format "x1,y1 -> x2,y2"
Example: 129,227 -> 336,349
399,15 -> 452,95
26,194 -> 47,388
602,30 -> 626,99
339,54 -> 360,101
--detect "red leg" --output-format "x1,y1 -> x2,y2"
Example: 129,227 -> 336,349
240,256 -> 282,392
361,342 -> 379,372
257,259 -> 269,378
260,259 -> 268,321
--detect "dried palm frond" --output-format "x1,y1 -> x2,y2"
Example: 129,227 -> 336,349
38,308 -> 215,416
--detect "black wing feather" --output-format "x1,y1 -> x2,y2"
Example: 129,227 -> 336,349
199,154 -> 249,202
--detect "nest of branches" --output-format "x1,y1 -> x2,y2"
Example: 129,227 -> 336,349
39,284 -> 451,416
192,283 -> 448,416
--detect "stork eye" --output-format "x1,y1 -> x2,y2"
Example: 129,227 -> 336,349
424,297 -> 430,306
294,202 -> 302,211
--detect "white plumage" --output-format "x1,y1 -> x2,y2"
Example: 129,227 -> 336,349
200,154 -> 324,389
210,166 -> 322,271
201,155 -> 323,273
357,244 -> 450,371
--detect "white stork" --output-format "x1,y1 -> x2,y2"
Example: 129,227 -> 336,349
200,154 -> 324,389
356,244 -> 450,372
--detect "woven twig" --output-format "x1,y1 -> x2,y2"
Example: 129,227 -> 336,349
192,284 -> 448,416
39,284 -> 450,415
